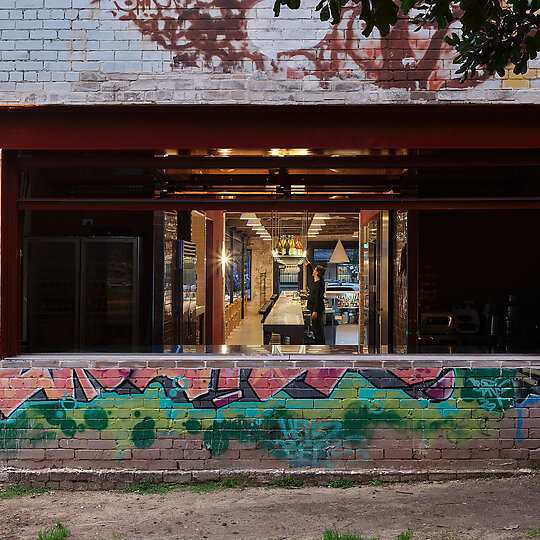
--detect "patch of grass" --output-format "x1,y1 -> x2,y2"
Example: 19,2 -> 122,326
269,476 -> 306,489
316,528 -> 378,540
121,478 -> 249,495
327,478 -> 356,489
368,480 -> 382,487
112,533 -> 126,539
121,481 -> 179,494
526,527 -> 540,537
220,477 -> 249,489
37,522 -> 71,540
183,481 -> 232,493
397,529 -> 414,540
0,485 -> 50,500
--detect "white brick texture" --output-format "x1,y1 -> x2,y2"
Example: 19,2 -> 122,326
0,0 -> 539,104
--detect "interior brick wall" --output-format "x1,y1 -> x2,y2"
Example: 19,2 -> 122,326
392,210 -> 407,353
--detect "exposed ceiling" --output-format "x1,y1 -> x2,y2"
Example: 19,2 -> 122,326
20,148 -> 540,201
226,212 -> 360,239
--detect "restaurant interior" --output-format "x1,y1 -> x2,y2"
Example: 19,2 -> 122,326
15,147 -> 540,355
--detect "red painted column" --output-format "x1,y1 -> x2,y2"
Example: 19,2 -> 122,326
0,151 -> 20,358
205,211 -> 225,345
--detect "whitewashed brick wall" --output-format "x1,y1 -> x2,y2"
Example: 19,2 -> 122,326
1,0 -> 539,104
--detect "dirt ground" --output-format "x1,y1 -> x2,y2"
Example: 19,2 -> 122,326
0,476 -> 539,540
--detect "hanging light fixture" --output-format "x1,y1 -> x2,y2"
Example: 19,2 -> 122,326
329,240 -> 349,263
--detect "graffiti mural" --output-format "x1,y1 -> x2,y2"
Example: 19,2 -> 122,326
0,366 -> 537,468
93,0 -> 488,89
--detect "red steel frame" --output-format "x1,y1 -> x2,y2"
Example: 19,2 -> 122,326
2,104 -> 540,357
1,105 -> 540,150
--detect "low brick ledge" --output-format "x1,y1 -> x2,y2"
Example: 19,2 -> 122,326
3,354 -> 540,370
0,467 -> 536,490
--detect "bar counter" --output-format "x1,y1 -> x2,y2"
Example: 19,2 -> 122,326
263,291 -> 306,344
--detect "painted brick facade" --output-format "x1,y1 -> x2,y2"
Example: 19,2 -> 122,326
1,0 -> 540,105
0,364 -> 538,470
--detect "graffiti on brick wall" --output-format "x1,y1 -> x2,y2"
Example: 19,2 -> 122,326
0,367 -> 534,467
92,0 -> 488,89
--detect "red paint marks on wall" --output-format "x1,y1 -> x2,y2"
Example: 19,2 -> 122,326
248,369 -> 301,401
304,368 -> 347,396
0,367 -> 462,419
93,0 -> 488,89
0,368 -> 74,418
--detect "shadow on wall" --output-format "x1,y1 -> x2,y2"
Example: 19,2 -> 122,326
93,0 -> 489,89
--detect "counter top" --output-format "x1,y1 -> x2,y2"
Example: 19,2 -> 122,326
264,292 -> 304,327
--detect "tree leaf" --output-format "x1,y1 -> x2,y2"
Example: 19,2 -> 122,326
320,4 -> 330,21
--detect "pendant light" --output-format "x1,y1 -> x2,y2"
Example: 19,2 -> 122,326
329,240 -> 349,263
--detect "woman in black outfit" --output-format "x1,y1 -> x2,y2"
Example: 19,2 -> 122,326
307,264 -> 326,345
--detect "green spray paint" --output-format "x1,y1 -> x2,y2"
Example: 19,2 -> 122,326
0,370 -> 518,467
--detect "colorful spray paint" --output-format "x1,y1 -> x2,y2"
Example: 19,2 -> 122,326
0,367 -> 538,469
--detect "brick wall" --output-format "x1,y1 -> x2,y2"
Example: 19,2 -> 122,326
392,210 -> 407,353
0,364 -> 538,470
0,1 -> 539,105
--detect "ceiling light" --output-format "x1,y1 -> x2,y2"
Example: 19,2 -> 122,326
246,219 -> 261,226
329,240 -> 350,264
313,213 -> 330,220
240,213 -> 257,220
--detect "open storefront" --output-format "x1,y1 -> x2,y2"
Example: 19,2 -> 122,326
1,105 -> 540,473
0,105 -> 539,358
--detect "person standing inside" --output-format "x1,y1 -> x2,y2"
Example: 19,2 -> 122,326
307,264 -> 326,345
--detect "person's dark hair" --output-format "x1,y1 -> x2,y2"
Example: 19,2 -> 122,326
315,265 -> 325,279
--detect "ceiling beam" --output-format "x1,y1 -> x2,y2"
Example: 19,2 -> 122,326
18,197 -> 540,211
18,151 -> 540,169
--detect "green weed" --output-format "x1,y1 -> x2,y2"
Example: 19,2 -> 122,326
112,533 -> 126,539
268,476 -> 305,489
368,480 -> 382,487
526,527 -> 540,537
316,528 -> 378,540
167,526 -> 172,533
129,529 -> 140,534
397,529 -> 414,540
327,478 -> 355,489
0,485 -> 50,500
121,481 -> 178,495
37,522 -> 71,540
182,482 -> 231,493
121,478 -> 248,495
